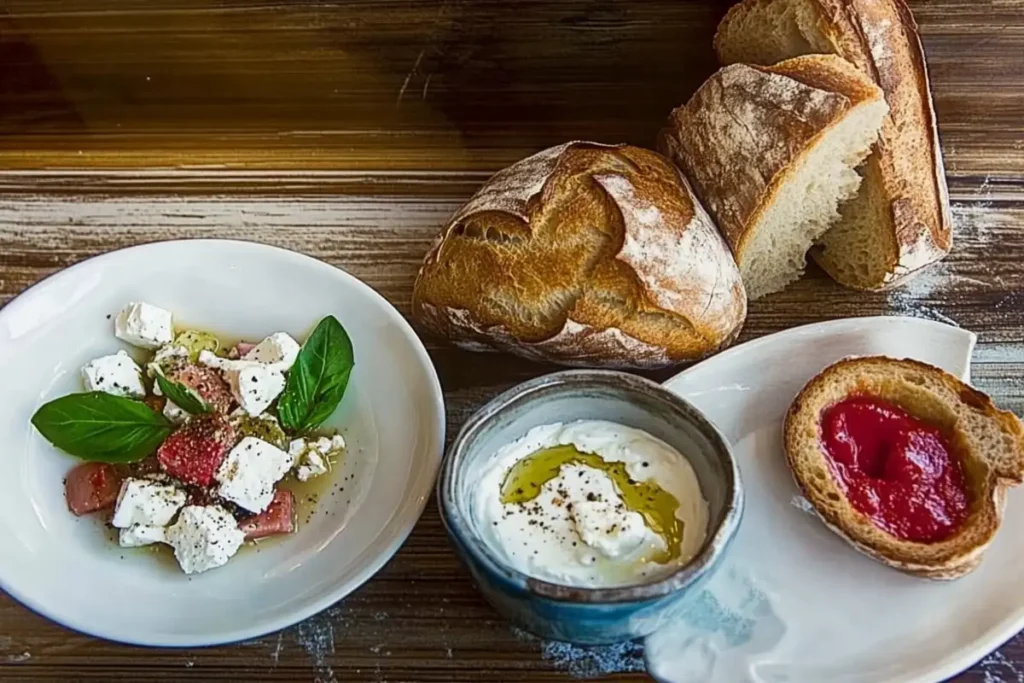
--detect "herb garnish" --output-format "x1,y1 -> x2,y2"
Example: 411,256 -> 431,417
31,392 -> 172,463
154,372 -> 210,415
278,315 -> 354,433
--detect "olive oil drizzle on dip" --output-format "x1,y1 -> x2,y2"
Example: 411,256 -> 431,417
500,444 -> 685,564
477,420 -> 709,588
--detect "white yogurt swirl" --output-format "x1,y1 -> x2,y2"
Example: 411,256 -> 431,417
474,420 -> 709,588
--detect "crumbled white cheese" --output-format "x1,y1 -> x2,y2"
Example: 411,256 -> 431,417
289,434 -> 344,482
198,331 -> 299,374
111,478 -> 187,529
165,505 -> 245,575
119,524 -> 167,548
198,350 -> 242,371
226,364 -> 286,417
148,344 -> 188,379
562,464 -> 650,559
163,399 -> 189,424
81,350 -> 146,398
571,497 -> 648,559
215,437 -> 294,513
244,332 -> 301,370
114,302 -> 173,349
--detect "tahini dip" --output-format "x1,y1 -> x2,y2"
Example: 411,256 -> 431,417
474,420 -> 709,588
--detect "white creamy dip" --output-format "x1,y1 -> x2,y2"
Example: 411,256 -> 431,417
474,420 -> 709,588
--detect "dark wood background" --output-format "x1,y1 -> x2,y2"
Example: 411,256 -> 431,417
1,0 -> 1022,680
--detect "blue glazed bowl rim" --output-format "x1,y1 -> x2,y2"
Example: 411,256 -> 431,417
437,368 -> 744,604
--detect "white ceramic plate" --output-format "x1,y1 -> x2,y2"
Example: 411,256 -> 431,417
0,239 -> 445,647
646,316 -> 1023,683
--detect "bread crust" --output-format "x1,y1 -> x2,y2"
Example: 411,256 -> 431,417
714,0 -> 952,289
784,357 -> 1024,579
658,54 -> 884,264
412,142 -> 747,369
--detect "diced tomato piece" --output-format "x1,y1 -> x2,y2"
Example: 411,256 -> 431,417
64,462 -> 123,516
157,414 -> 236,487
239,489 -> 295,540
166,363 -> 234,413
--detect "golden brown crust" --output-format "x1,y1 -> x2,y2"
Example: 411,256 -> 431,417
714,0 -> 952,289
657,54 -> 884,262
411,142 -> 747,369
784,356 -> 1024,580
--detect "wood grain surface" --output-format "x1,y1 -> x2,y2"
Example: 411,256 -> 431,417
1,0 -> 1023,680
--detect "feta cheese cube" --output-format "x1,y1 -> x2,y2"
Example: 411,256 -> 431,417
215,437 -> 295,513
81,350 -> 146,398
165,505 -> 245,575
119,524 -> 167,548
288,434 -> 344,482
114,302 -> 174,349
226,365 -> 286,417
244,332 -> 301,371
163,399 -> 189,424
111,478 -> 187,529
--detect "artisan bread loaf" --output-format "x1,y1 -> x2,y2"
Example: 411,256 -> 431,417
785,357 -> 1024,579
412,142 -> 746,369
714,0 -> 952,290
658,54 -> 887,300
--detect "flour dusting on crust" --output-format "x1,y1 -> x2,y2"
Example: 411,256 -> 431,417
412,142 -> 747,368
598,170 -> 745,338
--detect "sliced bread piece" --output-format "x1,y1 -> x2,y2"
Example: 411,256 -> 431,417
658,54 -> 887,300
412,142 -> 747,369
714,0 -> 952,290
785,356 -> 1024,579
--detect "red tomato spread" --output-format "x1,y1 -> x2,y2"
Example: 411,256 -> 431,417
820,396 -> 969,543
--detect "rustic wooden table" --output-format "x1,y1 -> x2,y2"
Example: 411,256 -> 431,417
1,0 -> 1022,680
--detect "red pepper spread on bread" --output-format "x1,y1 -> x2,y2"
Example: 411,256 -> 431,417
820,396 -> 969,543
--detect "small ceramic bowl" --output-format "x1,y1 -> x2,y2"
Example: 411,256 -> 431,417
438,369 -> 743,645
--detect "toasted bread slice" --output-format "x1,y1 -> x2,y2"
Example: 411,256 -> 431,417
784,356 -> 1024,579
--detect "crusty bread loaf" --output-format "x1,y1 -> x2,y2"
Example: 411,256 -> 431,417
411,142 -> 747,369
785,356 -> 1024,579
714,0 -> 952,290
658,54 -> 887,300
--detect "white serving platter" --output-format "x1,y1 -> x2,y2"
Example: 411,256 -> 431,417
647,316 -> 1022,683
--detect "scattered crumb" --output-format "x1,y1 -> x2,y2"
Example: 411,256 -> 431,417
295,616 -> 337,683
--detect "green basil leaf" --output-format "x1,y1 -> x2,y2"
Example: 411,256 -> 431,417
155,373 -> 210,415
278,315 -> 354,433
31,392 -> 173,463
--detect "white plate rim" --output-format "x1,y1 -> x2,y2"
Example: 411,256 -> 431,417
0,238 -> 446,647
